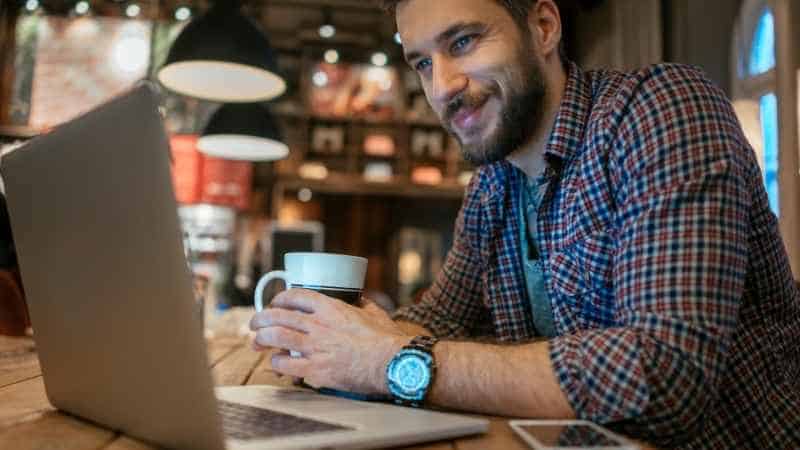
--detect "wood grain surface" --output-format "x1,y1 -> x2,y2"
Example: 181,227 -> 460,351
0,334 -> 654,449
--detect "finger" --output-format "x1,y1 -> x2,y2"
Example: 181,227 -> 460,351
361,301 -> 386,316
356,296 -> 373,308
275,350 -> 290,378
255,327 -> 310,354
251,338 -> 267,351
271,352 -> 311,378
251,337 -> 284,352
260,350 -> 289,379
249,309 -> 270,331
272,288 -> 333,314
250,308 -> 314,333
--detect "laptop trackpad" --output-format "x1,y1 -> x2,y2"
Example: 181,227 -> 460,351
218,400 -> 354,441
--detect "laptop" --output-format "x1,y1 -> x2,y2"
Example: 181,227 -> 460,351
0,83 -> 488,450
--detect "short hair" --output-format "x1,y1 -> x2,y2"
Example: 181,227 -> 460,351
379,0 -> 535,27
378,0 -> 568,63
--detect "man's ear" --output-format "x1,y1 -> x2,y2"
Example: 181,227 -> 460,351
527,0 -> 563,60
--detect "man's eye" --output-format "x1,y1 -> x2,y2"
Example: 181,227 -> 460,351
415,58 -> 432,72
451,35 -> 476,54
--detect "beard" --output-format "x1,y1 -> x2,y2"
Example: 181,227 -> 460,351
442,43 -> 547,166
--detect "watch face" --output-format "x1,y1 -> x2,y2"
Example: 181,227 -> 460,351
395,355 -> 430,391
388,349 -> 433,401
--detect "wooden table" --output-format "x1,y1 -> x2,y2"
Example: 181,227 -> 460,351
0,334 -> 654,450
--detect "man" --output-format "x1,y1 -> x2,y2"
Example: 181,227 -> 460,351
250,0 -> 800,448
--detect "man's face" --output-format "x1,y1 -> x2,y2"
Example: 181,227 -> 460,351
398,0 -> 547,165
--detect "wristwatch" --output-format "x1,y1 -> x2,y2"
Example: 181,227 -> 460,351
386,335 -> 438,407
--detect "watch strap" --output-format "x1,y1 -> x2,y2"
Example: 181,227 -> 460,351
406,335 -> 439,354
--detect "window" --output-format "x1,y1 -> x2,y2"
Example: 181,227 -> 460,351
749,9 -> 775,76
732,2 -> 779,217
760,92 -> 779,214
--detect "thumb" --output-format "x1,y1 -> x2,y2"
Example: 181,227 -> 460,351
361,299 -> 389,317
358,297 -> 380,311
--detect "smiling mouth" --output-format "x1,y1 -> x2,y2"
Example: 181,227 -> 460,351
450,98 -> 489,134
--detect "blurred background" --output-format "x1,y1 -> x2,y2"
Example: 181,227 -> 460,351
0,0 -> 798,323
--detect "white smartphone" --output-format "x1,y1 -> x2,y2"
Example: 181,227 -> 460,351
509,420 -> 639,450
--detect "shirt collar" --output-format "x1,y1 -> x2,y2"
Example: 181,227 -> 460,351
479,62 -> 592,204
543,61 -> 593,172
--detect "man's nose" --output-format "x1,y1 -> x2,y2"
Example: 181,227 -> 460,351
431,56 -> 468,106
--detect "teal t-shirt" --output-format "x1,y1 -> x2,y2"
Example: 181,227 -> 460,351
518,174 -> 556,338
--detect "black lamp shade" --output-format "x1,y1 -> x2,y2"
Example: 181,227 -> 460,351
197,103 -> 289,161
157,3 -> 286,102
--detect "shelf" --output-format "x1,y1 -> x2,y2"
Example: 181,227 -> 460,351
272,109 -> 445,129
270,98 -> 466,202
405,119 -> 443,127
274,174 -> 465,200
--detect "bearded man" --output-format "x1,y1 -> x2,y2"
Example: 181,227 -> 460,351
250,1 -> 800,448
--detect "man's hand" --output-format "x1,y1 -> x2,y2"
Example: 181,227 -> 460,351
249,288 -> 409,395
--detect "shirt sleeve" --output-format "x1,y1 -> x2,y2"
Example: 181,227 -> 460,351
549,65 -> 754,446
392,172 -> 494,338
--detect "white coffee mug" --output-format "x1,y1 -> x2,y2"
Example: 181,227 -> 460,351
254,252 -> 368,312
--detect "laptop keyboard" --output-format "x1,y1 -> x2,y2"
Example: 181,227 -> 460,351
218,400 -> 354,441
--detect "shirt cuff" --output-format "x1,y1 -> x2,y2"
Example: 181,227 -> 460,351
548,328 -> 649,423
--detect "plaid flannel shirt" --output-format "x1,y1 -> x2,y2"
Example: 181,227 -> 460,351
393,62 -> 800,449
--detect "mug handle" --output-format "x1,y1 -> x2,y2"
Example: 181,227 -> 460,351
254,270 -> 288,312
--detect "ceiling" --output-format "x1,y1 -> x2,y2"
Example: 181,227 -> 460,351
17,0 -> 606,71
23,1 -> 395,48
23,0 -> 605,54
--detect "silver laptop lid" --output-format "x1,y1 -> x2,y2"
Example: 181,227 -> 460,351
1,84 -> 226,450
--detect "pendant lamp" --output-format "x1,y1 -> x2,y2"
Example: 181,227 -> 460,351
157,0 -> 286,102
197,103 -> 289,162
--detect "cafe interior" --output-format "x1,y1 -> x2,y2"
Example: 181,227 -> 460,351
0,0 -> 799,447
0,0 -> 798,328
4,0 -> 799,323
